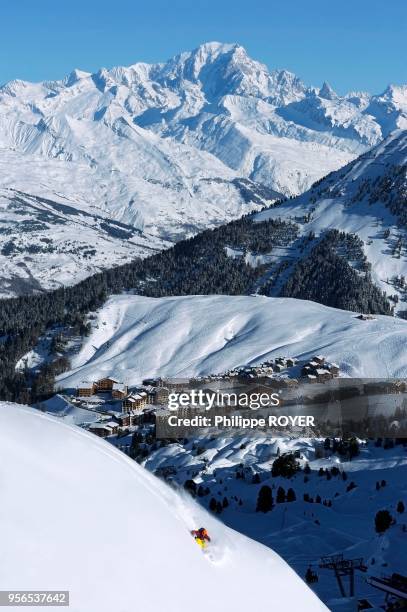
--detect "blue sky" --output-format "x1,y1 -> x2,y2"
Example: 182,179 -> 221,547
1,0 -> 406,94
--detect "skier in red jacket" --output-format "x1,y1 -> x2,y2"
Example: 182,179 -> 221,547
191,527 -> 211,547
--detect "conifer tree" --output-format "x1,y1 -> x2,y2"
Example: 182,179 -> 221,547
276,486 -> 286,503
256,485 -> 273,513
286,488 -> 296,502
375,510 -> 392,534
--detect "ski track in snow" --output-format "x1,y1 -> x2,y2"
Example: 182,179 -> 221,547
0,403 -> 327,612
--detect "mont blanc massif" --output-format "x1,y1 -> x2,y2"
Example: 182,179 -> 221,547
1,43 -> 407,612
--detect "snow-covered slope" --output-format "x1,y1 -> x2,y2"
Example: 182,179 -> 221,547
57,294 -> 407,389
256,129 -> 407,307
0,403 -> 326,611
142,432 -> 407,610
0,151 -> 274,296
0,185 -> 166,297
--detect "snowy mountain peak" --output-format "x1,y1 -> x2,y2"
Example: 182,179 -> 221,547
380,84 -> 407,110
158,41 -> 269,99
266,68 -> 308,104
0,78 -> 30,96
319,81 -> 338,100
91,67 -> 118,92
186,40 -> 244,64
0,46 -> 403,182
65,68 -> 91,87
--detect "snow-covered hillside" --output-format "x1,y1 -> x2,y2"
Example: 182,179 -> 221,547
0,183 -> 167,297
0,142 -> 274,296
256,130 -> 407,307
0,403 -> 326,611
57,294 -> 407,389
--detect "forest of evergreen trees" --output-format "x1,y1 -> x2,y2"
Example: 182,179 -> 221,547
279,230 -> 392,315
0,215 -> 393,403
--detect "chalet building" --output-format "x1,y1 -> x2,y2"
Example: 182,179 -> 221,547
263,376 -> 298,389
140,407 -> 157,424
122,392 -> 148,412
89,423 -> 110,438
112,383 -> 128,400
301,355 -> 340,382
114,413 -> 131,427
104,421 -> 119,434
154,387 -> 169,404
96,377 -> 120,392
114,411 -> 141,427
77,382 -> 96,397
88,421 -> 118,438
272,356 -> 297,370
329,363 -> 340,376
315,368 -> 333,382
138,386 -> 162,404
122,396 -> 137,412
129,411 -> 143,426
145,387 -> 157,404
